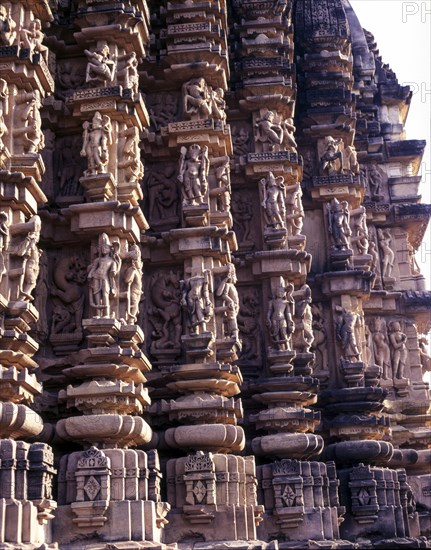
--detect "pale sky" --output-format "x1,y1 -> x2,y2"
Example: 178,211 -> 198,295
350,0 -> 431,289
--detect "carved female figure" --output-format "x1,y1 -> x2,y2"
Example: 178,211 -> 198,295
14,215 -> 42,301
377,228 -> 395,279
327,198 -> 351,250
178,144 -> 209,206
267,280 -> 295,351
311,303 -> 328,372
260,172 -> 286,230
388,320 -> 408,381
123,243 -> 143,325
371,316 -> 391,380
216,265 -> 240,344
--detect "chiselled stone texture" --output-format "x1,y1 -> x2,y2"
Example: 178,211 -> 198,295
0,0 -> 429,549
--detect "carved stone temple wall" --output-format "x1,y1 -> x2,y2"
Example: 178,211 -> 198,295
0,0 -> 429,549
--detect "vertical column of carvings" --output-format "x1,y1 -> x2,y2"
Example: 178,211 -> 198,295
351,27 -> 431,538
228,1 -> 343,545
294,0 -> 415,544
43,1 -> 170,547
0,0 -> 57,547
140,1 -> 264,545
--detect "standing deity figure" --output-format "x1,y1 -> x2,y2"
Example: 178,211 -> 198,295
13,215 -> 42,301
285,182 -> 304,236
182,78 -> 212,120
87,233 -> 120,318
81,111 -> 112,176
178,144 -> 209,206
260,172 -> 286,230
19,18 -> 48,60
14,90 -> 44,154
327,198 -> 351,250
371,317 -> 391,380
377,228 -> 395,279
180,270 -> 213,335
388,320 -> 408,381
123,243 -> 143,325
336,308 -> 362,362
267,279 -> 295,351
0,78 -> 8,156
117,52 -> 139,93
84,45 -> 116,86
0,5 -> 16,46
0,211 -> 9,285
216,265 -> 240,344
320,136 -> 342,175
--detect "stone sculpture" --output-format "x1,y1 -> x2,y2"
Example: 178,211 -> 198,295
285,182 -> 304,236
320,136 -> 342,175
84,45 -> 116,86
371,317 -> 391,380
0,211 -> 9,285
13,215 -> 42,301
182,77 -> 212,120
267,279 -> 295,351
117,51 -> 139,93
178,144 -> 209,206
377,228 -> 395,279
0,5 -> 16,46
336,307 -> 362,362
180,270 -> 213,336
14,90 -> 44,154
216,265 -> 240,344
260,172 -> 286,230
148,270 -> 182,350
118,126 -> 144,183
388,320 -> 408,381
122,243 -> 143,325
254,109 -> 296,152
19,18 -> 47,59
0,79 -> 7,156
81,111 -> 112,176
87,233 -> 120,318
327,198 -> 352,250
51,255 -> 86,334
